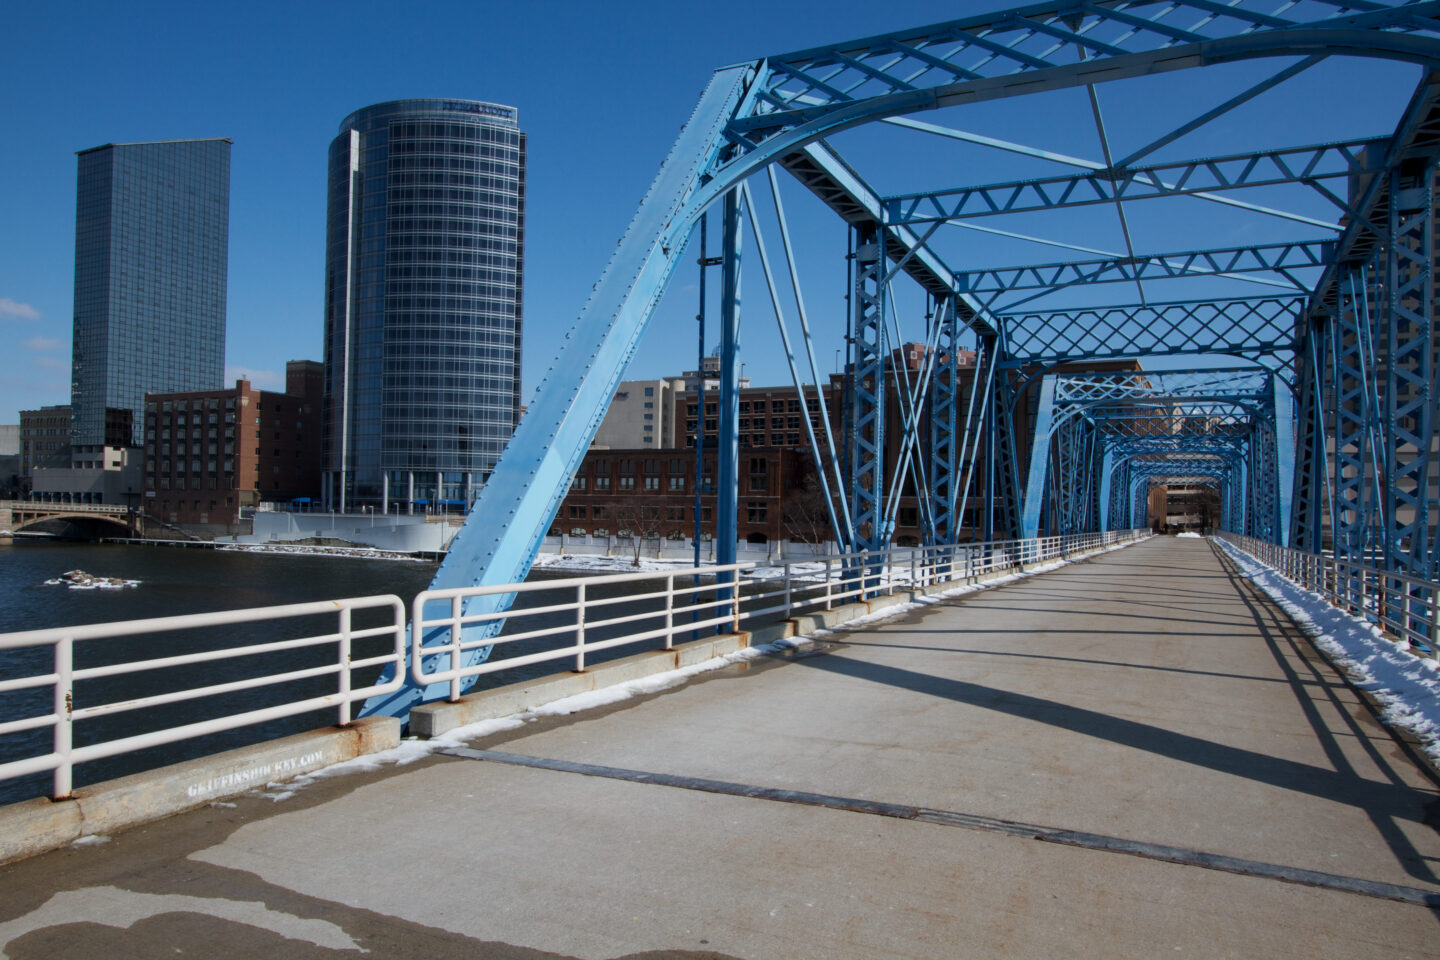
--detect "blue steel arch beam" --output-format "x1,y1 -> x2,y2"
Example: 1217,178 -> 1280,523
364,2 -> 1440,717
731,2 -> 1440,146
359,66 -> 758,718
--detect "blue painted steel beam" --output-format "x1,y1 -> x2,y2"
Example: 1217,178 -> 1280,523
1309,76 -> 1440,320
1001,296 -> 1303,365
737,2 -> 1440,142
964,241 -> 1327,301
775,142 -> 976,324
847,225 -> 888,551
927,296 -> 960,542
716,188 -> 742,594
883,139 -> 1380,225
1021,376 -> 1058,540
358,66 -> 757,718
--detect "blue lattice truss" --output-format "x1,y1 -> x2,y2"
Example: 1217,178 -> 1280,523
362,1 -> 1440,718
1021,369 -> 1288,541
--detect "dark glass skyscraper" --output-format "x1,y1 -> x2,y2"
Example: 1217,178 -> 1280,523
321,99 -> 526,512
71,139 -> 231,448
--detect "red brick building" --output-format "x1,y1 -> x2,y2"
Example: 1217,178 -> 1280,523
143,361 -> 322,532
552,448 -> 812,545
555,347 -> 1142,548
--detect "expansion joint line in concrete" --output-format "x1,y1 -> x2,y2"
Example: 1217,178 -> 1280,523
443,747 -> 1440,909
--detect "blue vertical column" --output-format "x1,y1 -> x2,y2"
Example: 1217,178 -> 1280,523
1021,377 -> 1058,539
1099,449 -> 1116,531
1272,375 -> 1294,546
1383,164 -> 1436,578
1289,319 -> 1329,553
928,296 -> 959,543
1331,263 -> 1382,567
991,370 -> 1025,540
981,339 -> 999,543
847,224 -> 886,552
716,188 -> 742,600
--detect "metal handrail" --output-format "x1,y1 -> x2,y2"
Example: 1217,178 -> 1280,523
0,529 -> 1146,801
0,595 -> 407,798
410,530 -> 1149,697
1216,532 -> 1440,660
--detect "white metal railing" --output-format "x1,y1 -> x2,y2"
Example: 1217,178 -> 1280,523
0,529 -> 1146,801
410,529 -> 1150,698
1217,532 -> 1440,660
0,596 -> 406,798
2,500 -> 128,515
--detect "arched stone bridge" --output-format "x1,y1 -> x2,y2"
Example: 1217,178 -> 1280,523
0,500 -> 133,537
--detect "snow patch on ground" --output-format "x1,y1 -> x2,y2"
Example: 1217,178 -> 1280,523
1176,531 -> 1203,539
70,835 -> 111,847
1213,537 -> 1440,765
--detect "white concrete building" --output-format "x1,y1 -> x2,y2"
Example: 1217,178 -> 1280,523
591,379 -> 684,449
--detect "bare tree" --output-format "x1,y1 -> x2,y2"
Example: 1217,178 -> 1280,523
613,502 -> 665,565
782,455 -> 837,549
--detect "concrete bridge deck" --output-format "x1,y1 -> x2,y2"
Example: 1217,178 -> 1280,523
2,537 -> 1438,958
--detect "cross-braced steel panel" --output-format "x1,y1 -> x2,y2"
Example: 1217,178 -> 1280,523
1002,297 -> 1302,366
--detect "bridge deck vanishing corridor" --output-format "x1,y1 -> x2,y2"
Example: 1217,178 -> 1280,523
2,537 -> 1438,959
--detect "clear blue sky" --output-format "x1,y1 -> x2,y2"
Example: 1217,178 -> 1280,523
0,1 -> 1421,426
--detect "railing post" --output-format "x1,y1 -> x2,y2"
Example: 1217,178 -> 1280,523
731,569 -> 742,633
783,560 -> 793,619
338,605 -> 353,725
449,594 -> 464,702
575,583 -> 587,672
664,573 -> 675,650
1430,586 -> 1440,662
53,635 -> 73,799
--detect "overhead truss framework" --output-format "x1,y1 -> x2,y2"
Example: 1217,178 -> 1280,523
362,1 -> 1440,718
1021,369 -> 1288,542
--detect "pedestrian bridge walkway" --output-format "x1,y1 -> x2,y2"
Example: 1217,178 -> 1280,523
1,537 -> 1437,958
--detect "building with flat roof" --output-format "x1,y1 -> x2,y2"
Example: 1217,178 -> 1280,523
143,361 -> 322,533
591,379 -> 683,449
71,138 -> 231,448
20,405 -> 73,478
321,99 -> 526,512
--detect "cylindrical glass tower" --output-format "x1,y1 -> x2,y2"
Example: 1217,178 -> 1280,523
321,99 -> 526,513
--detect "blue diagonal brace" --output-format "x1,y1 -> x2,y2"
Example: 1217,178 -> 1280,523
359,66 -> 754,719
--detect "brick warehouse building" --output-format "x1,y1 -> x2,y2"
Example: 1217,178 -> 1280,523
553,448 -> 811,545
554,345 -> 1143,549
143,361 -> 322,533
555,346 -> 980,548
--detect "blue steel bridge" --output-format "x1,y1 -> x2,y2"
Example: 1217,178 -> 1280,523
361,0 -> 1440,718
7,5 -> 1440,953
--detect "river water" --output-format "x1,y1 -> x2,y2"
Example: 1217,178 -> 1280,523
0,538 -> 704,807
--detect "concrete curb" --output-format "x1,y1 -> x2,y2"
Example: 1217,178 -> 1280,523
0,715 -> 400,866
410,633 -> 755,738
